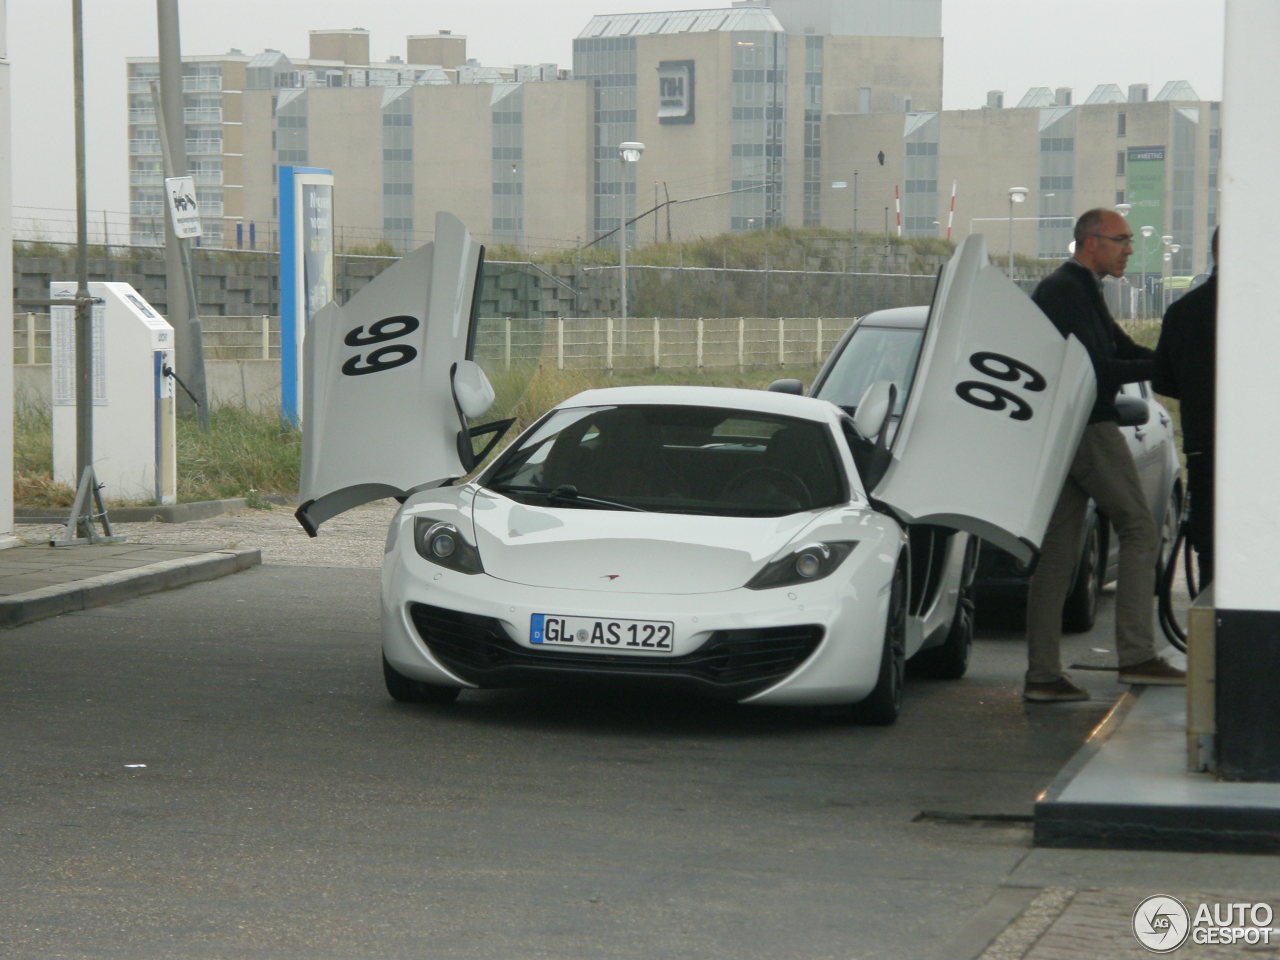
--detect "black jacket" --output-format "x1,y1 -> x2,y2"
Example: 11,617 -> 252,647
1152,272 -> 1216,457
1032,259 -> 1154,424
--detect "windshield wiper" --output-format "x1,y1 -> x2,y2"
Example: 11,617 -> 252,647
487,483 -> 645,512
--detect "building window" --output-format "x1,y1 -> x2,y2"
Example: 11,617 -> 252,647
904,179 -> 937,194
1117,112 -> 1126,136
1116,151 -> 1126,176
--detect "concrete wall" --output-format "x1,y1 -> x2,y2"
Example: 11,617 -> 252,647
823,35 -> 943,114
308,86 -> 385,240
632,32 -> 733,236
522,80 -> 594,249
240,89 -> 276,248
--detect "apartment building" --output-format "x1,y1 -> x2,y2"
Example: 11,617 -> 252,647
125,0 -> 1217,268
126,1 -> 944,253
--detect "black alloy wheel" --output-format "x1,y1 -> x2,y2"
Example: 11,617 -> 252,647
848,561 -> 908,725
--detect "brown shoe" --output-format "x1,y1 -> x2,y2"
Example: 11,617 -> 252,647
1118,657 -> 1186,685
1023,677 -> 1090,702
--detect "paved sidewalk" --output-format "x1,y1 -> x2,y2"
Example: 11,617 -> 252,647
1,500 -> 396,629
0,541 -> 261,628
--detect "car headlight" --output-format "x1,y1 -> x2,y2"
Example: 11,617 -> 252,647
745,541 -> 857,590
413,518 -> 484,575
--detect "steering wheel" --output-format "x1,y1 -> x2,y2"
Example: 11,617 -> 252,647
722,467 -> 812,506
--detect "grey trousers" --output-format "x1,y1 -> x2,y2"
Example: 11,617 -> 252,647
1025,421 -> 1158,683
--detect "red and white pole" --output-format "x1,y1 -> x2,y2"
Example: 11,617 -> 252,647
946,180 -> 957,242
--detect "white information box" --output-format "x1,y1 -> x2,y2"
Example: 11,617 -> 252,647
50,282 -> 177,504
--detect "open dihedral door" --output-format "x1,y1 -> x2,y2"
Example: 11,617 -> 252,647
869,235 -> 1096,565
295,212 -> 510,536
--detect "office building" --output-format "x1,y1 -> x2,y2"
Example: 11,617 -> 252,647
126,2 -> 943,253
828,81 -> 1220,273
125,1 -> 1217,269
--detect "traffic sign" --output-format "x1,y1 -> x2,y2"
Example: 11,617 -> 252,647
164,176 -> 202,239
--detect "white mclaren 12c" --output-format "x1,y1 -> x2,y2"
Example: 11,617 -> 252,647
296,214 -> 1096,724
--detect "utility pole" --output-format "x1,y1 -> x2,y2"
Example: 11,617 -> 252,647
51,0 -> 121,545
72,0 -> 90,491
156,0 -> 208,425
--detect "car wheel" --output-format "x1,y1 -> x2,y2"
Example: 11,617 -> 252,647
382,654 -> 461,705
909,538 -> 976,680
848,562 -> 907,725
1062,514 -> 1101,633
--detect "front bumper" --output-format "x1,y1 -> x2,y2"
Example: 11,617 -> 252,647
381,554 -> 896,707
406,601 -> 823,700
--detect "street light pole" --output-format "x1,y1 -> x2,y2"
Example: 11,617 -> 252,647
1160,234 -> 1175,312
618,141 -> 645,323
1007,186 -> 1028,273
852,169 -> 859,271
1139,225 -> 1157,316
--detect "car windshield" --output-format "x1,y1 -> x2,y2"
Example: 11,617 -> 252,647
813,324 -> 923,416
485,404 -> 845,517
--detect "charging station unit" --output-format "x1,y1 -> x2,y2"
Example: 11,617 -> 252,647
50,281 -> 177,505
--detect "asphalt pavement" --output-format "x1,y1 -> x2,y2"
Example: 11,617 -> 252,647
1,507 -> 1277,959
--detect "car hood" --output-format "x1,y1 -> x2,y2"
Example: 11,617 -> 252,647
469,490 -> 834,594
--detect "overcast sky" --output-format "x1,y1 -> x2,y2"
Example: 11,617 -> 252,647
7,0 -> 1226,232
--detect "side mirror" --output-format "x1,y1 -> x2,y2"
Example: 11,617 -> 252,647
452,360 -> 495,419
451,361 -> 511,473
767,378 -> 805,395
853,379 -> 896,442
1114,394 -> 1150,428
849,380 -> 898,492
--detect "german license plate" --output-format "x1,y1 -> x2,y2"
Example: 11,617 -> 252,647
530,614 -> 675,654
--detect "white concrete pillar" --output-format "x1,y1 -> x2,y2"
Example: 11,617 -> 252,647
0,0 -> 16,550
1214,0 -> 1280,780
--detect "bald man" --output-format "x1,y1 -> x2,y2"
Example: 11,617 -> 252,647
1022,207 -> 1185,702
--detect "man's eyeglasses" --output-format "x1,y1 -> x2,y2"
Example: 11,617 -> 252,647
1092,233 -> 1134,246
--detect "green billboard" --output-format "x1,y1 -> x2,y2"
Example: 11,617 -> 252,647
1126,146 -> 1166,273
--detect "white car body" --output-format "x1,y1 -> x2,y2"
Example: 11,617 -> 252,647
297,216 -> 1096,720
383,387 -> 905,707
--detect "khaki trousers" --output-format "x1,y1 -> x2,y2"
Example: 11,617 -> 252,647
1025,422 -> 1158,683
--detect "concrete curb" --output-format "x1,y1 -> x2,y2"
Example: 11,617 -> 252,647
0,548 -> 262,628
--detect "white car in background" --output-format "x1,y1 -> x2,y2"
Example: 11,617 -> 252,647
803,306 -> 1181,632
295,217 -> 1095,724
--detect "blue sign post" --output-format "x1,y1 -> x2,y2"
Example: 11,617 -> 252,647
279,165 -> 335,425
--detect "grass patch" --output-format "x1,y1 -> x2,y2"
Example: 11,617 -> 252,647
176,406 -> 302,503
12,401 -> 303,508
12,402 -> 72,507
12,364 -> 823,508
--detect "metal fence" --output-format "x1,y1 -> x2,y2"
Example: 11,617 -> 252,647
472,316 -> 850,372
11,312 -> 1168,371
13,313 -> 851,372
